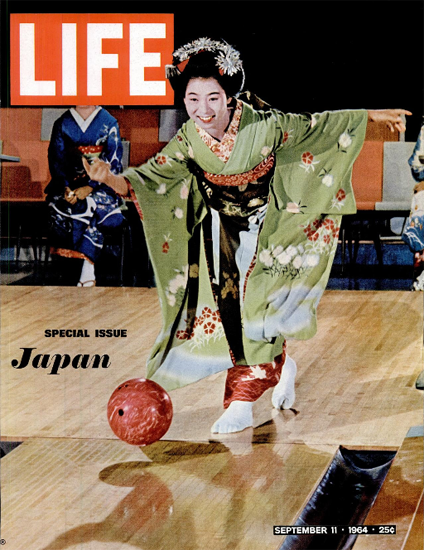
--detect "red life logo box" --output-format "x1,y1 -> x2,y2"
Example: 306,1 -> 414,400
10,13 -> 174,105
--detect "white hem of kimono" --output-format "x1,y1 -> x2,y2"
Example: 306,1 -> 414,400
149,346 -> 234,392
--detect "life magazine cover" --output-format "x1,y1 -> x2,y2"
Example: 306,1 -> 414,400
1,1 -> 423,549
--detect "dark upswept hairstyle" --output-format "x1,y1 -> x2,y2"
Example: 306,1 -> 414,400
166,40 -> 245,103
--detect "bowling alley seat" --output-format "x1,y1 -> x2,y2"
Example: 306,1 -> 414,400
341,141 -> 384,267
373,142 -> 416,262
343,141 -> 415,268
375,141 -> 416,215
0,162 -> 48,262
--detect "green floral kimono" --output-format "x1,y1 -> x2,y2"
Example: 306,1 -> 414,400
124,101 -> 368,391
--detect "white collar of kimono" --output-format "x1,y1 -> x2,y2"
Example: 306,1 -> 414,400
195,99 -> 242,163
70,106 -> 102,132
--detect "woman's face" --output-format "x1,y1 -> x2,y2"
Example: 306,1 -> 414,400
184,77 -> 231,140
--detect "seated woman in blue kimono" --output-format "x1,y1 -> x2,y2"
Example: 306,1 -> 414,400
83,39 -> 410,433
45,105 -> 125,286
402,122 -> 424,291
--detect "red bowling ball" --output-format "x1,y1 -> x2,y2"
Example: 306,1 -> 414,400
107,378 -> 173,446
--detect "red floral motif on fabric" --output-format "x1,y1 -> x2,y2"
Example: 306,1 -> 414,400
303,218 -> 340,241
336,189 -> 346,201
155,154 -> 168,166
176,307 -> 222,341
223,347 -> 287,408
301,151 -> 314,165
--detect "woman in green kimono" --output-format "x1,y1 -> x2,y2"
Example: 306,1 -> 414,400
84,38 -> 410,434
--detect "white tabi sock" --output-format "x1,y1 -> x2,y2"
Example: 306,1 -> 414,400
271,354 -> 297,410
78,260 -> 96,287
211,400 -> 253,434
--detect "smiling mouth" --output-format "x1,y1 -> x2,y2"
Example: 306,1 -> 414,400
198,116 -> 214,123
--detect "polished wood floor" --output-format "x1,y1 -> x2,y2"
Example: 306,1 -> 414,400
1,287 -> 423,549
355,432 -> 424,550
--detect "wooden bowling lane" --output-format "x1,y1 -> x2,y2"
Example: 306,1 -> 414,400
1,287 -> 422,448
0,437 -> 338,550
1,286 -> 423,549
354,429 -> 423,550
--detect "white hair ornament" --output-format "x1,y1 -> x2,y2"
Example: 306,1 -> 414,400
165,38 -> 244,80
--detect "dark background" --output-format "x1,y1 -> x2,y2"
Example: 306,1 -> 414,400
1,0 -> 423,139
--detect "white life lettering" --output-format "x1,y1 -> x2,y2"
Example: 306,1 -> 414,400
129,23 -> 167,96
87,23 -> 123,96
62,23 -> 77,96
19,23 -> 56,96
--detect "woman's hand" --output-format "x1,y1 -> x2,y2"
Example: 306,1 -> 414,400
82,157 -> 111,184
73,185 -> 93,201
414,181 -> 424,193
64,185 -> 92,204
82,157 -> 128,196
64,186 -> 78,205
367,109 -> 412,133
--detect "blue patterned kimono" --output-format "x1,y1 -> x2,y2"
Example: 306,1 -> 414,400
45,107 -> 124,263
402,124 -> 424,252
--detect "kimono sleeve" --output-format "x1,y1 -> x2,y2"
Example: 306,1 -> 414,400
100,117 -> 124,175
89,114 -> 123,191
408,125 -> 424,182
271,109 -> 369,215
47,118 -> 72,190
242,109 -> 368,349
122,129 -> 201,228
122,129 -> 206,319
